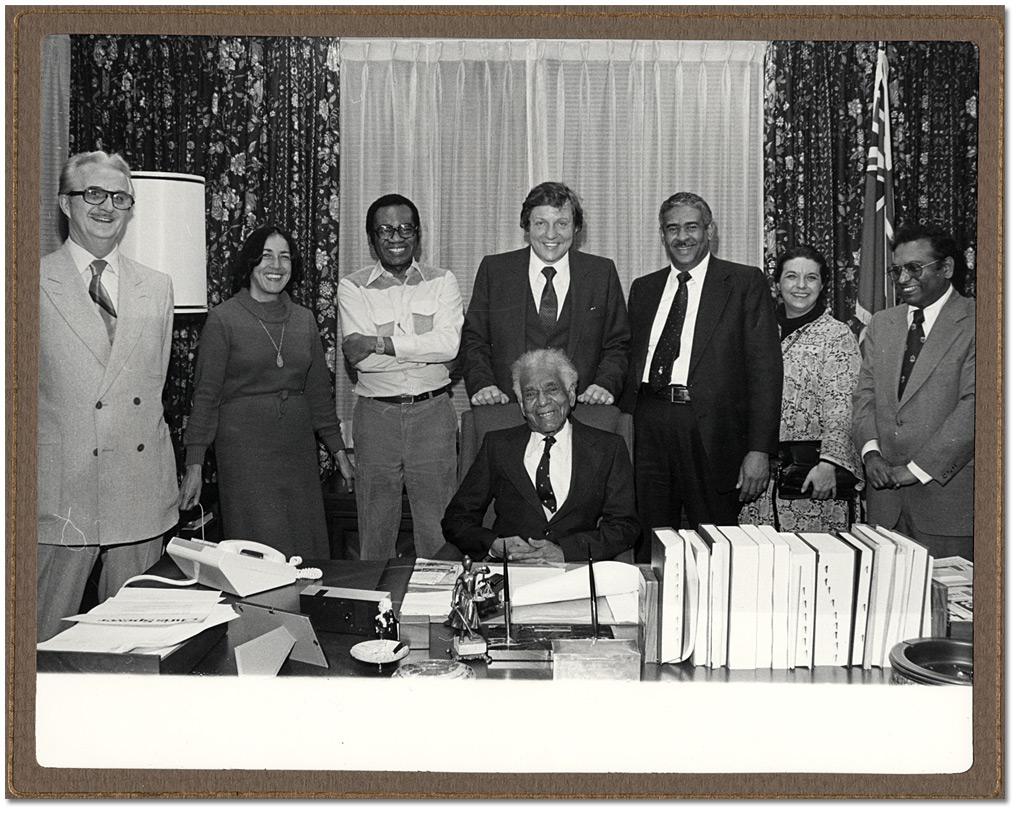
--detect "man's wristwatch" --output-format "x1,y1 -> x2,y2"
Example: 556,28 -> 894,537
375,335 -> 385,355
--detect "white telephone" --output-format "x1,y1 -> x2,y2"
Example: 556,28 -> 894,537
166,537 -> 323,597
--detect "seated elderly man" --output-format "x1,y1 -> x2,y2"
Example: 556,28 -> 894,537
442,348 -> 638,563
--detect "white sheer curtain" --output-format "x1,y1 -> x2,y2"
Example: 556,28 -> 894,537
332,39 -> 766,426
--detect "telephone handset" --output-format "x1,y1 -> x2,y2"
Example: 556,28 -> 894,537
218,539 -> 288,563
167,536 -> 323,597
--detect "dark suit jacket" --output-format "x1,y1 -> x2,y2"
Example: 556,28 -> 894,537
460,247 -> 630,399
441,419 -> 639,562
851,289 -> 975,536
623,255 -> 783,492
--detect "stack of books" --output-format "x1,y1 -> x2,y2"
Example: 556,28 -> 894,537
652,523 -> 935,670
930,556 -> 973,640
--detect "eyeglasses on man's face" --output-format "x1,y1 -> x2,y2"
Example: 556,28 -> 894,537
889,260 -> 942,281
374,223 -> 417,240
887,259 -> 943,281
66,186 -> 135,210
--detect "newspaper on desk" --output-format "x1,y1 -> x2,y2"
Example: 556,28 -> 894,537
37,587 -> 238,655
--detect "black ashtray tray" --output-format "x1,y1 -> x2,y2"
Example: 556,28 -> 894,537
889,638 -> 973,686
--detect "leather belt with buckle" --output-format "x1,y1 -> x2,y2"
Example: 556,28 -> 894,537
639,383 -> 692,403
371,386 -> 450,405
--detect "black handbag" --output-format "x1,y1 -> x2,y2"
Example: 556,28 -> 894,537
771,441 -> 859,529
773,441 -> 858,501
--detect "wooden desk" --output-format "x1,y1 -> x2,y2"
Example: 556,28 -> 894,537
137,557 -> 892,684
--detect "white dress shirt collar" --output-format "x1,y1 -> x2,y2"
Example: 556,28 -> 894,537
670,251 -> 711,285
66,237 -> 122,277
907,283 -> 954,331
528,251 -> 571,320
367,257 -> 423,287
67,238 -> 121,308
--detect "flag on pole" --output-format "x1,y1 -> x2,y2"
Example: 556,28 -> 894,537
857,44 -> 896,330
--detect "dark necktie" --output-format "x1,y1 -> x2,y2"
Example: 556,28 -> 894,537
535,436 -> 557,514
647,270 -> 692,391
89,259 -> 117,342
539,266 -> 558,333
898,308 -> 925,398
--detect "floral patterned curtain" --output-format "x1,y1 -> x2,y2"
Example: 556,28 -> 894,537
764,41 -> 978,332
69,35 -> 343,480
67,35 -> 980,475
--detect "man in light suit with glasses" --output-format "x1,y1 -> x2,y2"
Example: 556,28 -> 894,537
38,150 -> 179,641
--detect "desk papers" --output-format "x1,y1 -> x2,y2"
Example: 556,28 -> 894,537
64,587 -> 224,626
399,591 -> 455,621
39,599 -> 237,656
407,559 -> 460,588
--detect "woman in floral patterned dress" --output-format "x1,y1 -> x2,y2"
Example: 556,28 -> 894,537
740,245 -> 863,533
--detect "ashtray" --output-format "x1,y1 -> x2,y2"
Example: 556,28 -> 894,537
889,637 -> 973,686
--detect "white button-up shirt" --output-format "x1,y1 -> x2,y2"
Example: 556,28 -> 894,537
338,258 -> 464,398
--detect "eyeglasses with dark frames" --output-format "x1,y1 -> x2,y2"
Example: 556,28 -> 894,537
887,259 -> 942,281
65,186 -> 135,210
374,223 -> 417,240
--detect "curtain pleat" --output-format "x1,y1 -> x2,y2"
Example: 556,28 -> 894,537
40,34 -> 71,256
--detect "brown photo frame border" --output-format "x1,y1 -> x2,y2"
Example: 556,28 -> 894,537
6,4 -> 1004,799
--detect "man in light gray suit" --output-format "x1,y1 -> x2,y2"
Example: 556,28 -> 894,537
852,224 -> 975,560
38,151 -> 179,641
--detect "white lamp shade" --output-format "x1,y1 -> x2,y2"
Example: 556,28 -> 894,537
119,171 -> 208,313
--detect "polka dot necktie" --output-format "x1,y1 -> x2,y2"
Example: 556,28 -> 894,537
535,435 -> 557,514
898,308 -> 925,399
648,270 -> 691,391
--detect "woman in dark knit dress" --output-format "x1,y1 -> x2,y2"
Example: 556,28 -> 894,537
179,225 -> 354,560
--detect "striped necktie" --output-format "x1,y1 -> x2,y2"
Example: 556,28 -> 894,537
89,259 -> 117,343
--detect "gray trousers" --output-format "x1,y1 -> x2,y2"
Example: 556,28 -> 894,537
37,533 -> 166,643
352,394 -> 458,561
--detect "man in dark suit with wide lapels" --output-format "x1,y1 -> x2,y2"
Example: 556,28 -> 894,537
442,349 -> 638,563
852,224 -> 975,560
460,181 -> 630,407
38,151 -> 179,641
623,192 -> 783,562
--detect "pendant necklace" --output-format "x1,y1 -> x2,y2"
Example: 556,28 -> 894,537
258,320 -> 285,368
